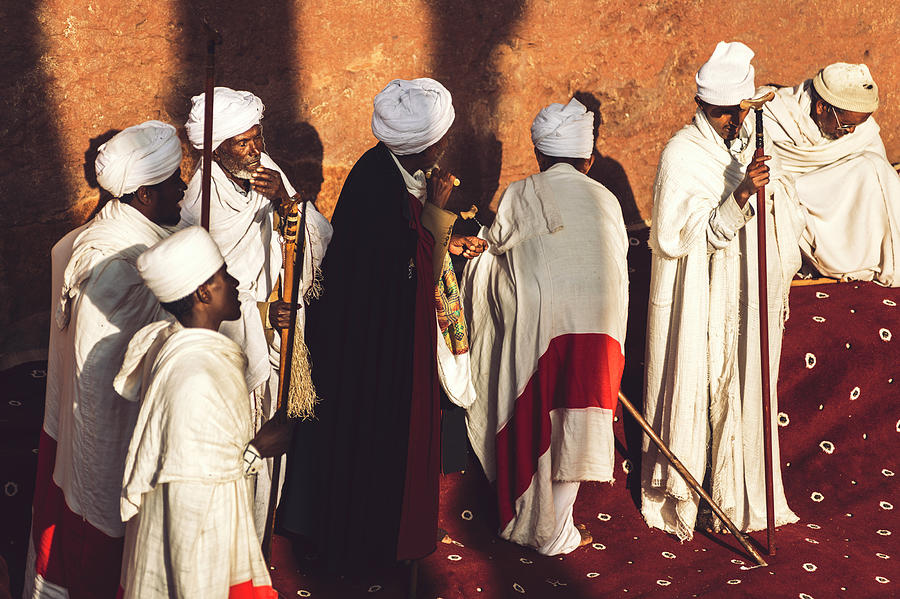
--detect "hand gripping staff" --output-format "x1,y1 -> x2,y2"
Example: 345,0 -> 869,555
740,90 -> 777,555
261,199 -> 310,561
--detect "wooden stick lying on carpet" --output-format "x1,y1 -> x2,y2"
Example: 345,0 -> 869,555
617,391 -> 768,567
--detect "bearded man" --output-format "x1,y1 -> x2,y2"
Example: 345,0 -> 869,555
180,87 -> 332,537
114,226 -> 289,598
760,63 -> 900,286
24,121 -> 185,598
462,98 -> 629,555
279,77 -> 485,574
641,42 -> 804,541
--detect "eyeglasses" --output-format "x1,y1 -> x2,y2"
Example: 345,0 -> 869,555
830,106 -> 856,132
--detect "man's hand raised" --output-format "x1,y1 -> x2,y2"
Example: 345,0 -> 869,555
250,166 -> 290,204
426,166 -> 458,211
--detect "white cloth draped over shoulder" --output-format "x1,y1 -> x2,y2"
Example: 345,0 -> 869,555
463,163 -> 628,554
114,323 -> 275,598
179,153 -> 333,395
50,199 -> 170,537
642,110 -> 803,540
761,81 -> 900,287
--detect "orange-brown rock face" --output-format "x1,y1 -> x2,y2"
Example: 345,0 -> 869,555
1,0 -> 897,351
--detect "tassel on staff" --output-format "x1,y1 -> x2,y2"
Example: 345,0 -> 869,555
261,198 -> 315,561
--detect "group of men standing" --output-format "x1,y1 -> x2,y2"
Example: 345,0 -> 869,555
20,38 -> 896,599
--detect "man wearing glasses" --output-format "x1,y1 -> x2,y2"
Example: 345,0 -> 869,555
760,63 -> 900,287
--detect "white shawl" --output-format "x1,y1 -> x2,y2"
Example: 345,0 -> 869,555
761,82 -> 900,286
116,326 -> 273,598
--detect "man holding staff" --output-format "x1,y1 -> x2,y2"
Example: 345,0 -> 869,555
641,42 -> 803,540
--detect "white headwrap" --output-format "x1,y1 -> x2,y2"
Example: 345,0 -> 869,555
813,63 -> 879,113
695,41 -> 756,106
137,226 -> 225,303
371,78 -> 455,155
94,121 -> 182,198
530,98 -> 595,159
185,87 -> 264,151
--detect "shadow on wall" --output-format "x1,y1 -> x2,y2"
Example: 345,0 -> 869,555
574,91 -> 642,227
0,0 -> 76,351
429,1 -> 527,235
268,121 -> 324,205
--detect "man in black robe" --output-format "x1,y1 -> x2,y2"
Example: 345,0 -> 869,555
279,78 -> 485,575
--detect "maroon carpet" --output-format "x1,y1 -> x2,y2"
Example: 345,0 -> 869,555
3,262 -> 897,597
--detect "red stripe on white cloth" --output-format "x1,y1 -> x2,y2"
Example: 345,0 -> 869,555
494,333 -> 624,528
27,430 -> 123,598
115,580 -> 277,599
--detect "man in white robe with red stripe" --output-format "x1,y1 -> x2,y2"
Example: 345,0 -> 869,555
24,121 -> 185,599
463,98 -> 629,555
113,226 -> 285,598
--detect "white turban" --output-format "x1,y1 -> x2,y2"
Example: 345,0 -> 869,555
371,78 -> 455,155
530,98 -> 595,159
185,87 -> 264,151
813,63 -> 879,113
695,41 -> 756,106
94,121 -> 182,198
137,226 -> 225,303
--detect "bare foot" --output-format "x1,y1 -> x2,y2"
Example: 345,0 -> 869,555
576,523 -> 593,547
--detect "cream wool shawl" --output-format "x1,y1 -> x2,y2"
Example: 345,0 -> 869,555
642,109 -> 801,540
48,200 -> 169,537
115,325 -> 273,598
761,81 -> 900,287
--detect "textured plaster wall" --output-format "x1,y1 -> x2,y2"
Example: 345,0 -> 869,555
2,0 -> 897,351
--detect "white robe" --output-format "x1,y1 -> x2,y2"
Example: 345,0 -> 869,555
463,163 -> 629,554
114,323 -> 275,599
641,110 -> 803,540
761,81 -> 900,287
49,199 -> 170,536
23,201 -> 169,598
180,154 -> 332,535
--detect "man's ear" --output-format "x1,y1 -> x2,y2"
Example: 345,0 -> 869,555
135,185 -> 153,207
194,284 -> 212,305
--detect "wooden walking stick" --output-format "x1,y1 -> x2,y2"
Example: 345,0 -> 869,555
741,91 -> 777,555
618,391 -> 768,567
198,19 -> 221,231
261,199 -> 309,561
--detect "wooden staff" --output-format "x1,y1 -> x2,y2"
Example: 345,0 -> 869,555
618,391 -> 768,567
261,198 -> 309,561
199,19 -> 220,230
741,91 -> 777,556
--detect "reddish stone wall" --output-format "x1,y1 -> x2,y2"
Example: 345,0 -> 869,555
2,0 -> 897,349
